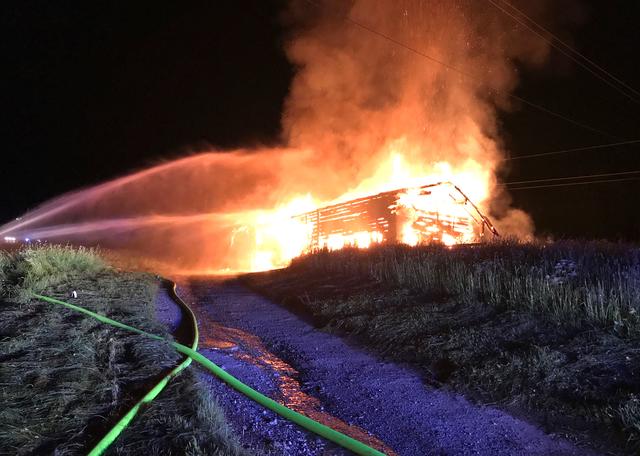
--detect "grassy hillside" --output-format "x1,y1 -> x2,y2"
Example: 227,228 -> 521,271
244,240 -> 640,454
0,245 -> 246,456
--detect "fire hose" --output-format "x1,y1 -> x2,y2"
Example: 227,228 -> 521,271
86,281 -> 199,456
31,291 -> 386,456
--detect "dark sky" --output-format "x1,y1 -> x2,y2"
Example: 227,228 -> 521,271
2,0 -> 639,240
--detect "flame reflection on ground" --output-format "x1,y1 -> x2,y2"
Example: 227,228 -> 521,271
198,321 -> 396,455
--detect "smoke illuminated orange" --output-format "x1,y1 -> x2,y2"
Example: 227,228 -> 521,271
0,0 -> 556,274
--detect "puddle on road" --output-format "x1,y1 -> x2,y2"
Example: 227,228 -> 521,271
197,316 -> 396,456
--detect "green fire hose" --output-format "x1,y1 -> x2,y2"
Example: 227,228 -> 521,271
31,292 -> 386,456
86,282 -> 199,456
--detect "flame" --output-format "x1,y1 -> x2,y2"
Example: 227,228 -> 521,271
250,194 -> 317,270
1,0 -> 552,274
323,230 -> 384,250
245,142 -> 492,271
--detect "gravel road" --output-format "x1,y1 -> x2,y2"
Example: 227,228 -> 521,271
158,278 -> 598,456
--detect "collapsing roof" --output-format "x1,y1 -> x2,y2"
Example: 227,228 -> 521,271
294,182 -> 499,251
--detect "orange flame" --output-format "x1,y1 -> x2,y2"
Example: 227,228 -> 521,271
2,0 -> 554,274
246,142 -> 494,271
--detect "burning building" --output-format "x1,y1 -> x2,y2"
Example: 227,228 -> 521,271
0,0 -> 554,273
294,181 -> 498,252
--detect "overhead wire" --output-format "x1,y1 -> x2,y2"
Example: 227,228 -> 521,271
301,0 -> 617,139
501,169 -> 640,186
505,176 -> 640,191
486,0 -> 640,102
501,139 -> 640,161
299,0 -> 638,194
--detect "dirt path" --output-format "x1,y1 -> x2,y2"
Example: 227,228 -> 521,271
178,278 -> 596,456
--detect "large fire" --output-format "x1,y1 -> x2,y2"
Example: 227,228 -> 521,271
0,0 -> 561,274
246,148 -> 498,271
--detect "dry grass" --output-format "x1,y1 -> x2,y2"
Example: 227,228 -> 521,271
293,240 -> 640,331
1,245 -> 107,299
245,240 -> 640,454
0,245 -> 247,456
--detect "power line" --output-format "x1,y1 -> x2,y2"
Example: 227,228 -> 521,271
301,0 -> 616,139
505,93 -> 614,138
485,0 -> 640,104
502,169 -> 640,187
489,0 -> 640,100
506,176 -> 640,191
502,139 -> 640,161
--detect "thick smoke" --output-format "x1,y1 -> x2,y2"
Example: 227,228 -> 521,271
1,0 -> 579,271
281,0 -> 567,225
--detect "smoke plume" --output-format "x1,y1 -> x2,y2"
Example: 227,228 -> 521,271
281,0 -> 564,216
1,0 -> 578,272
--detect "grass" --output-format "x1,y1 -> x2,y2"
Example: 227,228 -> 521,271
0,245 -> 247,456
0,245 -> 108,299
244,240 -> 640,454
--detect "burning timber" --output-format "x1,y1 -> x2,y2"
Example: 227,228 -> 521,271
294,182 -> 499,251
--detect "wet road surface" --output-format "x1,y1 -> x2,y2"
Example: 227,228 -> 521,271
172,278 -> 597,456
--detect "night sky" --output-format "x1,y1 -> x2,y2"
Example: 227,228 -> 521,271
3,0 -> 640,240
